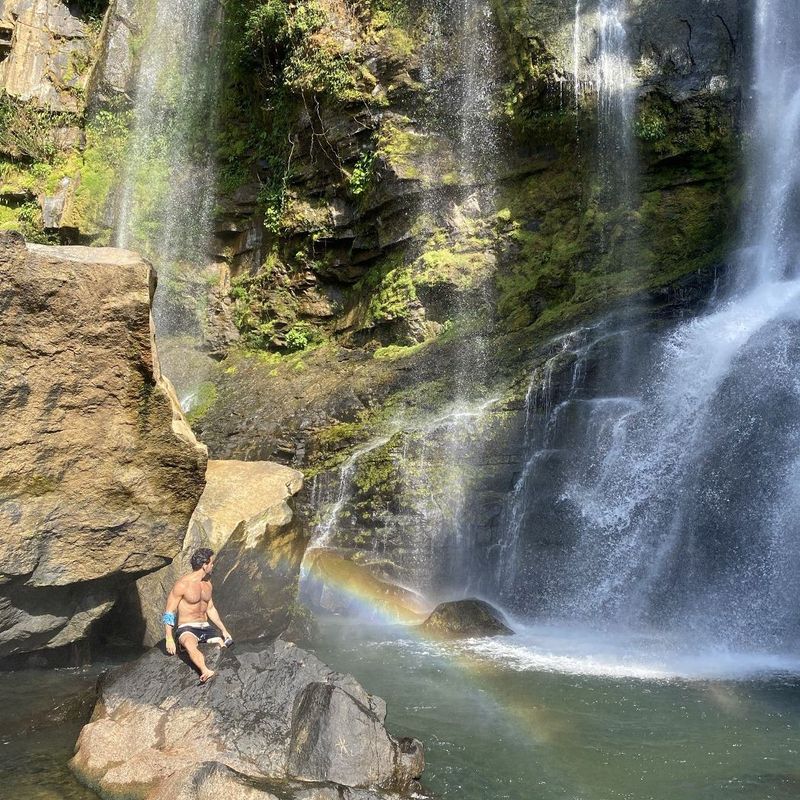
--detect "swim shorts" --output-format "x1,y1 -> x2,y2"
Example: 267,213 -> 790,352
175,621 -> 222,647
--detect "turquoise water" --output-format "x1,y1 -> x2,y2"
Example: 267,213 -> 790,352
0,666 -> 103,800
308,618 -> 800,800
5,625 -> 800,800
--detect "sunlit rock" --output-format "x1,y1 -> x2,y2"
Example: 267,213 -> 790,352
136,459 -> 305,647
0,0 -> 94,113
0,232 -> 207,660
71,640 -> 425,800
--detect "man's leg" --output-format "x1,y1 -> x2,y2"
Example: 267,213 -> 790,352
178,633 -> 215,681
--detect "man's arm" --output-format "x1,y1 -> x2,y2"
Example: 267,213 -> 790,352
206,596 -> 231,644
164,582 -> 183,655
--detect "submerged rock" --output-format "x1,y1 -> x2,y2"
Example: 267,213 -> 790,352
71,639 -> 424,800
419,599 -> 514,639
0,233 -> 207,661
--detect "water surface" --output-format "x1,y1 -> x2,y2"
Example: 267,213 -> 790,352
309,617 -> 800,800
0,666 -> 104,800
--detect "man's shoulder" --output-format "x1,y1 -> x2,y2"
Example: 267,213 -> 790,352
171,574 -> 192,592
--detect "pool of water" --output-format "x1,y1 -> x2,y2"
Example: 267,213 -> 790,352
308,618 -> 800,800
0,665 -> 106,800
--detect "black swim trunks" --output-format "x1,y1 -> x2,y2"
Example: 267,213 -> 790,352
175,621 -> 222,647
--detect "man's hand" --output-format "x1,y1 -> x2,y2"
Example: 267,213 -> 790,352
166,635 -> 176,656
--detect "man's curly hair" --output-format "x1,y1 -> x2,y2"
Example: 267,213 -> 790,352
190,547 -> 214,571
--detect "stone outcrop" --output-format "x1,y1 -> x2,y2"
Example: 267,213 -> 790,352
89,0 -> 138,107
72,640 -> 425,800
0,0 -> 96,113
0,232 -> 207,660
135,459 -> 305,647
419,599 -> 514,640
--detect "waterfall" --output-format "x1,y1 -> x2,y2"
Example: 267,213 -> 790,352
572,0 -> 582,106
113,0 -> 222,402
454,0 -> 499,186
595,0 -> 636,204
386,0 -> 501,595
496,0 -> 800,652
307,435 -> 394,553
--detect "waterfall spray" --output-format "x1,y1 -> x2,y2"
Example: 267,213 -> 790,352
496,0 -> 800,652
114,0 -> 222,402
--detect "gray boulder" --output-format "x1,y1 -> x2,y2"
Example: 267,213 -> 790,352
71,639 -> 424,800
287,683 -> 423,790
419,598 -> 514,639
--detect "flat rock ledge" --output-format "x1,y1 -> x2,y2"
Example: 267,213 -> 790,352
71,639 -> 425,800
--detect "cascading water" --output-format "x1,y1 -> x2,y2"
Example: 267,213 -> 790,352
453,0 -> 499,186
304,396 -> 499,598
114,0 -> 222,402
594,0 -> 636,205
302,0 -> 503,601
495,0 -> 800,653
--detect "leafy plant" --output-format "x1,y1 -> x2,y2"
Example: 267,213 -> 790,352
348,151 -> 376,197
0,92 -> 71,163
635,109 -> 668,142
285,322 -> 312,351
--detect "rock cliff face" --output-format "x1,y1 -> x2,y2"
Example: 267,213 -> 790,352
190,0 -> 750,598
72,640 -> 425,800
0,231 -> 207,661
0,0 -> 100,113
0,0 -> 757,611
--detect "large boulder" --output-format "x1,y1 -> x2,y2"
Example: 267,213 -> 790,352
135,459 -> 305,647
419,599 -> 514,639
71,639 -> 425,800
0,232 -> 207,660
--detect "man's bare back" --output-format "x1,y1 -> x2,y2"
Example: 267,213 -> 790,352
162,548 -> 232,683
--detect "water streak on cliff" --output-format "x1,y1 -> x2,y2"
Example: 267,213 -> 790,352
113,0 -> 222,401
595,0 -> 636,204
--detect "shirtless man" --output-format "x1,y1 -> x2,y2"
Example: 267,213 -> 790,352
162,547 -> 232,683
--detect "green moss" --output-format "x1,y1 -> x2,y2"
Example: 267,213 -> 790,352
347,251 -> 418,329
370,11 -> 415,60
369,265 -> 417,322
185,381 -> 218,425
0,473 -> 59,500
352,444 -> 400,495
493,97 -> 736,337
637,91 -> 735,159
376,119 -> 440,180
373,340 -> 431,360
315,421 -> 366,450
60,110 -> 131,240
634,107 -> 668,142
414,248 -> 493,290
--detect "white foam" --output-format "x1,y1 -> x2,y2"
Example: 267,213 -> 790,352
452,623 -> 800,682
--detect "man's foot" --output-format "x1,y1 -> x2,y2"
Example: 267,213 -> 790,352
199,669 -> 216,684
